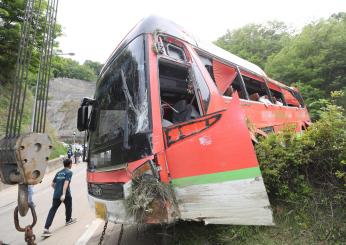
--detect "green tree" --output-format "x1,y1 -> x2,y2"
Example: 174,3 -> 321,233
215,21 -> 292,68
0,0 -> 62,84
265,13 -> 346,103
0,0 -> 25,82
51,56 -> 98,82
83,60 -> 103,76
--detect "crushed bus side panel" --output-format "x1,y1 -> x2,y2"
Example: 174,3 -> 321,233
164,94 -> 274,225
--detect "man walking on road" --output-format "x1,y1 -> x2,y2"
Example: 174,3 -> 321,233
42,158 -> 77,237
67,147 -> 73,160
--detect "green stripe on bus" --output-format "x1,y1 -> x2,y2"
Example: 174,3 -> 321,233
171,167 -> 261,187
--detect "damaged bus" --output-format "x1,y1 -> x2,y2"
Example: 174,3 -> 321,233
77,16 -> 310,226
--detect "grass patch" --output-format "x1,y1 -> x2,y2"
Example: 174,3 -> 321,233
50,140 -> 66,159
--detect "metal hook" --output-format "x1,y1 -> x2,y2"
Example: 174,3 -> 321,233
18,184 -> 29,216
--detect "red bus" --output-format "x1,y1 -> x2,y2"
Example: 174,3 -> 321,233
78,16 -> 310,226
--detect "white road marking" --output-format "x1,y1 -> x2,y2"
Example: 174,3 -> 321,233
75,219 -> 103,245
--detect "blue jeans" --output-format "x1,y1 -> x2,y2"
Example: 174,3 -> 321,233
44,196 -> 72,229
28,185 -> 34,204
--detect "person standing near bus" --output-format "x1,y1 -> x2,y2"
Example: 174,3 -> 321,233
42,158 -> 77,237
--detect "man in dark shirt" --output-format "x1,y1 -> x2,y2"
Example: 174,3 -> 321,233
67,148 -> 73,159
42,158 -> 77,237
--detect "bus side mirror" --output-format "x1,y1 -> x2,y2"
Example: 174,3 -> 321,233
77,106 -> 88,131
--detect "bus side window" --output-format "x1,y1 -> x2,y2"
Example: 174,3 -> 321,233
191,61 -> 211,112
198,55 -> 215,82
158,61 -> 204,126
198,56 -> 247,99
269,89 -> 285,106
291,90 -> 305,107
282,89 -> 301,107
224,74 -> 247,99
242,76 -> 271,104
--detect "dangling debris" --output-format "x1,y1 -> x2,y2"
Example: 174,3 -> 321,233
125,174 -> 179,224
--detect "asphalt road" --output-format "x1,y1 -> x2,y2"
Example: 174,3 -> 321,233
0,163 -> 170,245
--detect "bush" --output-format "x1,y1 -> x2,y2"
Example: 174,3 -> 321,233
255,128 -> 310,200
302,104 -> 346,189
50,140 -> 67,159
256,102 -> 346,203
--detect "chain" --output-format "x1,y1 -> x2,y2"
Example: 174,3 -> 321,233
98,221 -> 108,245
98,221 -> 124,245
24,226 -> 36,245
117,224 -> 124,245
14,203 -> 37,245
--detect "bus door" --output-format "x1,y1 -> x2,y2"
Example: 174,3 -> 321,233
163,95 -> 273,225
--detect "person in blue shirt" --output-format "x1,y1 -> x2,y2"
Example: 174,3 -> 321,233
42,158 -> 77,237
67,147 -> 73,159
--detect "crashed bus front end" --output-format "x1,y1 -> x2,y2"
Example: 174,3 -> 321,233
81,16 -> 311,226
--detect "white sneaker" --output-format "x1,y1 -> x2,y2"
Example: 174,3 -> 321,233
42,229 -> 52,237
65,218 -> 77,226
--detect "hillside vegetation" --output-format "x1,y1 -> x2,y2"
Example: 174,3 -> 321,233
0,83 -> 33,137
216,12 -> 346,120
51,57 -> 102,82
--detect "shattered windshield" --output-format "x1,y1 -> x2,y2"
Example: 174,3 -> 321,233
88,35 -> 152,170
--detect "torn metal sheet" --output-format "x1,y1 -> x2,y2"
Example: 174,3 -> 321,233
174,176 -> 273,225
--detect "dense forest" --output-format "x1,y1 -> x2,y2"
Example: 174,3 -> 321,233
215,12 -> 346,119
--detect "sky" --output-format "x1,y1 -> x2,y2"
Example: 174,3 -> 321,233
56,0 -> 346,64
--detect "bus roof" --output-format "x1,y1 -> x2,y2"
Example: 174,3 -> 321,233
105,15 -> 292,90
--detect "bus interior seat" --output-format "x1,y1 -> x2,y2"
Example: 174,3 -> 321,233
159,62 -> 201,125
172,100 -> 199,123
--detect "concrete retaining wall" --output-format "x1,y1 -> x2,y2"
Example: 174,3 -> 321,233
45,156 -> 64,174
0,157 -> 64,191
